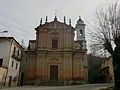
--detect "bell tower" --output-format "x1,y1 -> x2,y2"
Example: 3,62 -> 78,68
75,16 -> 86,49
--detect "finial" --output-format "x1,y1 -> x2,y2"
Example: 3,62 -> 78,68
40,18 -> 42,26
45,16 -> 48,23
54,9 -> 58,21
28,41 -> 31,49
54,15 -> 57,21
69,19 -> 71,26
78,16 -> 84,23
79,16 -> 81,19
64,16 -> 66,24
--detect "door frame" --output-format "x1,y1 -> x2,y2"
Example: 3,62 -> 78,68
50,65 -> 58,81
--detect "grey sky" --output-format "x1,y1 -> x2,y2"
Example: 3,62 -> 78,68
0,0 -> 106,46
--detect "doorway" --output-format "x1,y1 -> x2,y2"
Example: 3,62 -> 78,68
9,76 -> 12,86
20,73 -> 24,86
50,65 -> 58,81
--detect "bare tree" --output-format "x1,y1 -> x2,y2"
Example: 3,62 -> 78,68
90,0 -> 120,88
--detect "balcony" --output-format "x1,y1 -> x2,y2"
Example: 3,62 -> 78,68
12,52 -> 21,61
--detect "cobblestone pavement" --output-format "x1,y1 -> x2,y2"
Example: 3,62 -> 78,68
0,83 -> 113,90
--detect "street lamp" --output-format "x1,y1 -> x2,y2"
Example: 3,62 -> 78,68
0,30 -> 8,33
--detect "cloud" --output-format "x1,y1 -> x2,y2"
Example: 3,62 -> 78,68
0,0 -> 106,46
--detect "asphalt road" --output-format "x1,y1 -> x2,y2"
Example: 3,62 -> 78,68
0,83 -> 113,90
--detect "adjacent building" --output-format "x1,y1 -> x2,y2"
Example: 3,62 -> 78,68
25,16 -> 88,85
100,56 -> 114,83
87,54 -> 105,83
0,37 -> 23,87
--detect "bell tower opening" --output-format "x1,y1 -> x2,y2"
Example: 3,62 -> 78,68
79,29 -> 83,35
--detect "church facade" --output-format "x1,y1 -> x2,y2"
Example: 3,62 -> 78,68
25,16 -> 88,85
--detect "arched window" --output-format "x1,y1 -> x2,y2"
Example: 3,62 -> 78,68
79,29 -> 83,35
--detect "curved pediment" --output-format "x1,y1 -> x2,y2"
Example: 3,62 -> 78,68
35,20 -> 75,31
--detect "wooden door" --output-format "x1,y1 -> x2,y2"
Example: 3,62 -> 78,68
50,65 -> 58,81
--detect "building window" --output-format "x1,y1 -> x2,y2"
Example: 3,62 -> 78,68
0,59 -> 3,67
16,63 -> 18,69
52,40 -> 58,48
13,47 -> 16,55
11,61 -> 14,68
17,50 -> 19,56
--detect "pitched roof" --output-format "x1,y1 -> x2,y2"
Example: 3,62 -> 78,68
0,37 -> 23,49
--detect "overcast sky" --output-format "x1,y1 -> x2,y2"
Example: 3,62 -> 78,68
0,0 -> 106,46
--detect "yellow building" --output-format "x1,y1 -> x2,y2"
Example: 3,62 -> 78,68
100,57 -> 114,83
25,16 -> 88,85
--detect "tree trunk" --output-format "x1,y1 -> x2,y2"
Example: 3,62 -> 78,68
114,64 -> 120,89
112,51 -> 120,89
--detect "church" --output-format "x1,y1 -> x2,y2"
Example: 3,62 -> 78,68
25,16 -> 88,85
